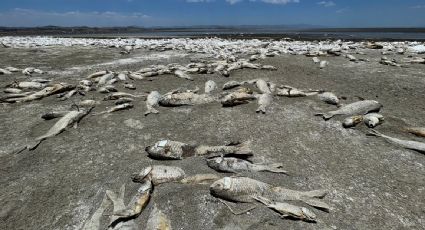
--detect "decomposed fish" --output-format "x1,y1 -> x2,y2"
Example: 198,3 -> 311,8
404,127 -> 425,138
145,140 -> 253,160
256,93 -> 272,114
363,113 -> 384,128
210,177 -> 330,211
207,157 -> 287,174
276,86 -> 319,98
221,88 -> 256,107
159,90 -> 216,107
253,196 -> 317,223
205,80 -> 217,94
146,205 -> 172,230
132,165 -> 186,185
124,83 -> 136,90
97,73 -> 115,86
109,181 -> 152,224
145,91 -> 161,116
316,100 -> 382,120
96,103 -> 133,115
12,81 -> 46,90
368,130 -> 425,153
342,115 -> 364,128
318,92 -> 340,106
106,184 -> 142,230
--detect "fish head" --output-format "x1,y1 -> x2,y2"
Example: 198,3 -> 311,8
145,140 -> 180,160
206,156 -> 224,169
365,116 -> 380,128
342,115 -> 363,128
210,177 -> 232,198
301,207 -> 317,222
131,166 -> 153,183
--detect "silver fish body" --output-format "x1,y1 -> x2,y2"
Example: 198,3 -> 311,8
132,165 -> 186,185
317,100 -> 382,120
368,130 -> 425,153
318,92 -> 340,106
207,157 -> 287,174
159,91 -> 216,107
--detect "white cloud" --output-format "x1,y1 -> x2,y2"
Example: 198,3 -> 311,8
336,8 -> 348,14
0,8 -> 151,27
227,0 -> 299,4
411,5 -> 425,9
317,1 -> 335,7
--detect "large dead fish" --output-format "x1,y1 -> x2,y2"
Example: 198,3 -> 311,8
132,165 -> 186,185
221,88 -> 256,107
368,130 -> 425,154
404,127 -> 425,138
256,93 -> 272,114
145,140 -> 253,160
5,84 -> 75,103
254,196 -> 317,223
207,157 -> 287,174
316,100 -> 382,120
174,70 -> 193,80
145,91 -> 161,116
210,177 -> 330,211
11,81 -> 46,90
159,90 -> 216,107
146,205 -> 172,230
106,184 -> 140,230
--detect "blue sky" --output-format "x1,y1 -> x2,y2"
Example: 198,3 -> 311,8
0,0 -> 424,27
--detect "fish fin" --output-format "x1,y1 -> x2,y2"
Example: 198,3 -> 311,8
303,189 -> 328,199
366,129 -> 383,137
314,113 -> 333,120
303,198 -> 331,212
252,196 -> 273,206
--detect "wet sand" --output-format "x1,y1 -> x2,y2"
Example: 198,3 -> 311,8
0,42 -> 425,229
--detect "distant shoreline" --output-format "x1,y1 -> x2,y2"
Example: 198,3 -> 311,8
1,27 -> 425,41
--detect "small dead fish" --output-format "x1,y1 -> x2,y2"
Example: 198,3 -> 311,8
316,100 -> 382,120
97,73 -> 115,86
256,93 -> 273,114
124,83 -> 136,90
146,205 -> 172,230
261,65 -> 277,70
221,88 -> 256,107
59,89 -> 77,101
346,54 -> 357,62
276,87 -> 317,97
205,80 -> 217,94
103,92 -> 146,101
5,67 -> 20,72
318,92 -> 340,106
31,78 -> 51,83
180,174 -> 221,185
7,84 -> 75,103
4,88 -> 22,94
22,67 -> 35,75
0,68 -> 12,74
145,91 -> 161,116
312,57 -> 320,63
132,165 -> 186,185
117,72 -> 128,81
210,177 -> 330,211
78,100 -> 99,106
87,70 -> 108,79
254,196 -> 316,222
342,115 -> 364,128
115,97 -> 134,105
96,103 -> 133,115
146,140 -> 252,160
13,81 -> 46,90
159,90 -> 216,107
319,61 -> 329,69
363,113 -> 384,128
255,79 -> 271,94
41,111 -> 69,120
404,127 -> 425,138
368,130 -> 425,153
207,157 -> 287,174
174,70 -> 193,80
222,81 -> 242,90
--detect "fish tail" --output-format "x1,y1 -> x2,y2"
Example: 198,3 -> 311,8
256,106 -> 266,114
263,163 -> 288,174
302,198 -> 331,212
303,189 -> 328,199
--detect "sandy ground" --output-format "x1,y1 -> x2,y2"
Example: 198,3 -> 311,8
0,44 -> 425,230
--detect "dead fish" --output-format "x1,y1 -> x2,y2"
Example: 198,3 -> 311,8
4,88 -> 22,94
5,67 -> 20,72
33,68 -> 44,74
221,88 -> 256,107
261,65 -> 277,70
117,72 -> 128,81
22,67 -> 35,75
404,127 -> 425,138
255,79 -> 271,94
79,80 -> 93,87
145,140 -> 252,160
110,181 -> 151,221
124,83 -> 136,90
132,165 -> 186,185
7,84 -> 75,103
319,61 -> 329,69
254,196 -> 316,223
159,90 -> 216,107
145,91 -> 161,116
41,111 -> 69,120
207,157 -> 287,174
82,193 -> 110,230
0,68 -> 12,74
363,113 -> 384,128
25,107 -> 93,151
59,89 -> 77,101
115,97 -> 134,105
256,93 -> 272,114
346,54 -> 357,62
342,115 -> 364,128
78,100 -> 99,107
223,81 -> 242,90
106,184 -> 143,230
0,92 -> 34,102
180,174 -> 221,185
31,78 -> 51,83
276,87 -> 317,97
97,73 -> 115,86
210,177 -> 330,211
87,70 -> 108,79
205,80 -> 217,94
174,70 -> 193,80
13,81 -> 46,90
316,100 -> 382,120
312,57 -> 320,63
146,205 -> 172,230
96,103 -> 133,115
318,92 -> 340,106
368,130 -> 425,153
103,92 -> 146,100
